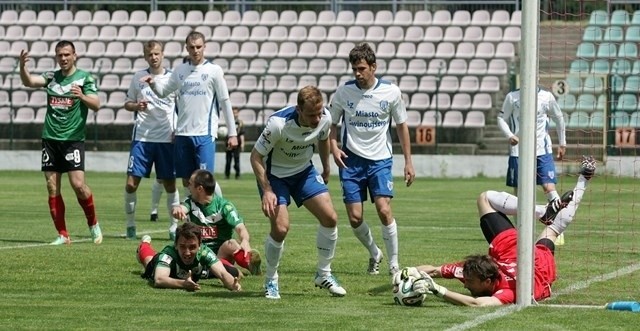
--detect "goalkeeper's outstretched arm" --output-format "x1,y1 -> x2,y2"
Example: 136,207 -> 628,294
439,290 -> 503,307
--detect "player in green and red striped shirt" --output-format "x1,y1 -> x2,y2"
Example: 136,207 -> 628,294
19,40 -> 103,245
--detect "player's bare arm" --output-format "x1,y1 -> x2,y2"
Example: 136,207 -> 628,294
234,223 -> 252,257
416,265 -> 442,278
329,124 -> 347,169
153,268 -> 200,291
124,100 -> 148,112
318,138 -> 331,184
210,261 -> 241,291
19,50 -> 46,88
250,149 -> 277,218
395,122 -> 415,186
441,290 -> 503,307
171,205 -> 188,220
71,85 -> 100,111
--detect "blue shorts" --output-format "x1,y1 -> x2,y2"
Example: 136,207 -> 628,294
127,141 -> 176,179
174,135 -> 215,179
258,165 -> 328,207
339,150 -> 394,204
506,154 -> 557,188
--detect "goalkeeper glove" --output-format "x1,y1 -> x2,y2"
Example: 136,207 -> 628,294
391,271 -> 402,286
400,267 -> 423,280
413,274 -> 448,298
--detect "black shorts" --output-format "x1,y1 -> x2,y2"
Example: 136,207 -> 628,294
41,139 -> 86,173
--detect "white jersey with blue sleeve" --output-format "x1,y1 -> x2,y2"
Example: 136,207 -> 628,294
497,88 -> 566,157
126,68 -> 176,143
329,78 -> 407,161
150,60 -> 237,138
254,106 -> 332,178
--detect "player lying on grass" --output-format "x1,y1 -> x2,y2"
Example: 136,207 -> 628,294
171,169 -> 262,278
397,156 -> 596,306
136,222 -> 241,292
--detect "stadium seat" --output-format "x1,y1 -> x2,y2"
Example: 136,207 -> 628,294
616,94 -> 638,112
266,92 -> 287,109
145,10 -> 165,26
575,94 -> 598,112
432,10 -> 452,25
583,76 -> 604,94
318,75 -> 338,93
238,10 -> 259,27
355,10 -> 375,26
277,75 -> 298,92
297,10 -> 317,26
483,26 -> 503,42
230,91 -> 247,109
603,27 -> 624,43
317,42 -> 337,59
458,76 -> 480,93
35,58 -> 55,73
611,74 -> 625,93
18,10 -> 37,26
464,110 -> 486,128
93,108 -> 114,125
112,58 -> 132,74
317,10 -> 336,26
185,10 -> 204,26
475,42 -> 496,59
79,26 -> 99,42
165,10 -> 185,26
471,10 -> 491,26
29,41 -> 49,57
238,109 -> 257,126
13,107 -> 35,124
567,111 -> 589,128
569,59 -> 590,73
438,76 -> 459,93
10,91 -> 28,107
119,74 -> 133,90
73,10 -> 93,26
442,110 -> 464,128
502,26 -> 521,42
86,41 -> 106,58
91,10 -> 111,26
589,10 -> 609,26
625,76 -> 640,94
128,10 -> 148,26
429,93 -> 451,110
227,58 -> 248,75
404,26 -> 424,43
443,26 -> 463,43
393,10 -> 413,27
452,10 -> 471,26
161,41 -> 183,58
363,26 -> 383,43
327,59 -> 348,75
421,110 -> 442,126
4,26 -> 23,42
288,26 -> 308,43
374,10 -> 394,26
376,59 -> 387,75
401,110 -> 422,128
418,76 -> 437,93
326,26 -> 346,42
247,26 -> 268,42
26,90 -> 47,109
268,26 -> 288,43
451,93 -> 472,111
210,26 -> 231,42
629,111 -> 640,127
393,42 -> 415,59
109,10 -> 129,26
618,42 -> 638,59
272,42 -> 294,59
495,42 -> 515,58
260,10 -> 279,27
386,59 -> 407,76
23,26 -> 42,42
564,74 -> 583,94
406,59 -> 427,76
60,26 -> 80,41
424,26 -> 443,43
237,75 -> 259,92
471,93 -> 492,111
611,111 -> 630,128
398,76 -> 419,93
267,58 -> 288,75
247,58 -> 269,75
98,26 -> 118,42
467,59 -> 488,75
479,76 -> 500,93
491,10 -> 511,26
335,11 -> 355,26
239,42 -> 259,58
610,9 -> 630,26
76,58 -> 93,72
435,42 -> 455,59
305,58 -> 325,75
589,111 -> 604,129
114,109 -> 134,125
255,109 -> 275,125
219,42 -> 240,59
626,26 -> 640,42
425,59 -> 446,76
204,41 -> 220,58
105,41 -> 125,58
591,59 -> 610,74
412,10 -> 432,26
106,91 -> 127,109
412,42 -> 433,59
487,59 -> 508,75
99,74 -> 120,92
307,26 -> 327,42
0,10 -> 18,26
408,92 -> 429,111
134,25 -> 155,42
222,11 -> 242,26
463,26 -> 483,42
33,107 -> 46,124
173,26 -> 192,42
582,26 -> 602,42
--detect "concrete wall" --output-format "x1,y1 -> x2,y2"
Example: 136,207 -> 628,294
1,151 -> 638,178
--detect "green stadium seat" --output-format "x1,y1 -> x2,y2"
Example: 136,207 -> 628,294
589,111 -> 604,129
557,94 -> 576,112
618,42 -> 638,58
583,76 -> 604,94
596,42 -> 617,58
549,112 -> 568,128
589,10 -> 609,26
632,10 -> 640,25
603,26 -> 624,42
611,111 -> 630,128
565,74 -> 583,94
569,59 -> 589,73
629,111 -> 640,127
582,26 -> 602,42
611,74 -> 625,93
610,10 -> 630,26
567,111 -> 590,128
615,94 -> 638,112
625,25 -> 640,42
576,94 -> 598,113
612,58 -> 632,75
624,76 -> 640,93
576,42 -> 596,59
591,59 -> 610,74
633,60 -> 640,75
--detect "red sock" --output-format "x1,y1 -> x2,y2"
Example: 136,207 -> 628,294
138,243 -> 156,265
233,249 -> 250,269
48,195 -> 68,237
77,194 -> 97,227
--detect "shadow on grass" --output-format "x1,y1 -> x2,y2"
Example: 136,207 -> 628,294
0,238 -> 49,244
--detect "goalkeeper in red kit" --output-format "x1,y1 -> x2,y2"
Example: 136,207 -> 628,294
397,156 -> 596,306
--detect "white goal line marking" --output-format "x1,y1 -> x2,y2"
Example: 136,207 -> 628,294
445,262 -> 640,331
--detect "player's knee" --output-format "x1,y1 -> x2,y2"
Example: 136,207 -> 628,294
125,182 -> 138,193
536,237 -> 555,255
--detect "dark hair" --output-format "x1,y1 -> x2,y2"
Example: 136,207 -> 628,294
54,40 -> 76,53
192,169 -> 217,196
185,31 -> 205,44
297,85 -> 324,111
143,40 -> 163,55
175,222 -> 201,243
462,255 -> 500,282
348,42 -> 376,66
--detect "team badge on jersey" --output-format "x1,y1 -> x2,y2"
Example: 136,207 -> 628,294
379,100 -> 389,111
387,180 -> 394,191
201,74 -> 208,81
347,101 -> 354,109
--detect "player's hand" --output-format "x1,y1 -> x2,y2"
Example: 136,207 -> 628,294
404,164 -> 415,187
171,206 -> 187,221
239,241 -> 251,258
261,190 -> 277,219
139,75 -> 153,85
137,99 -> 148,112
231,277 -> 242,292
183,271 -> 201,291
321,168 -> 330,184
227,136 -> 238,150
332,150 -> 348,169
509,136 -> 519,146
413,274 -> 447,298
70,84 -> 85,98
19,49 -> 31,68
400,267 -> 423,281
557,146 -> 566,160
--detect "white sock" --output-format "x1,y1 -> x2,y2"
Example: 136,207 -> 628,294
317,225 -> 337,276
381,220 -> 399,269
214,182 -> 223,197
549,178 -> 588,235
352,221 -> 380,259
166,190 -> 180,229
124,191 -> 136,228
486,190 -> 519,216
264,235 -> 283,281
150,180 -> 163,215
545,190 -> 560,202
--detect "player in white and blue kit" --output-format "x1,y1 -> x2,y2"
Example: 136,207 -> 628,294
497,87 -> 567,243
329,43 -> 415,276
250,86 -> 346,299
123,40 -> 180,240
142,31 -> 237,195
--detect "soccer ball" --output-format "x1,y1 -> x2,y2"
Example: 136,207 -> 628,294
393,276 -> 426,307
217,126 -> 228,139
